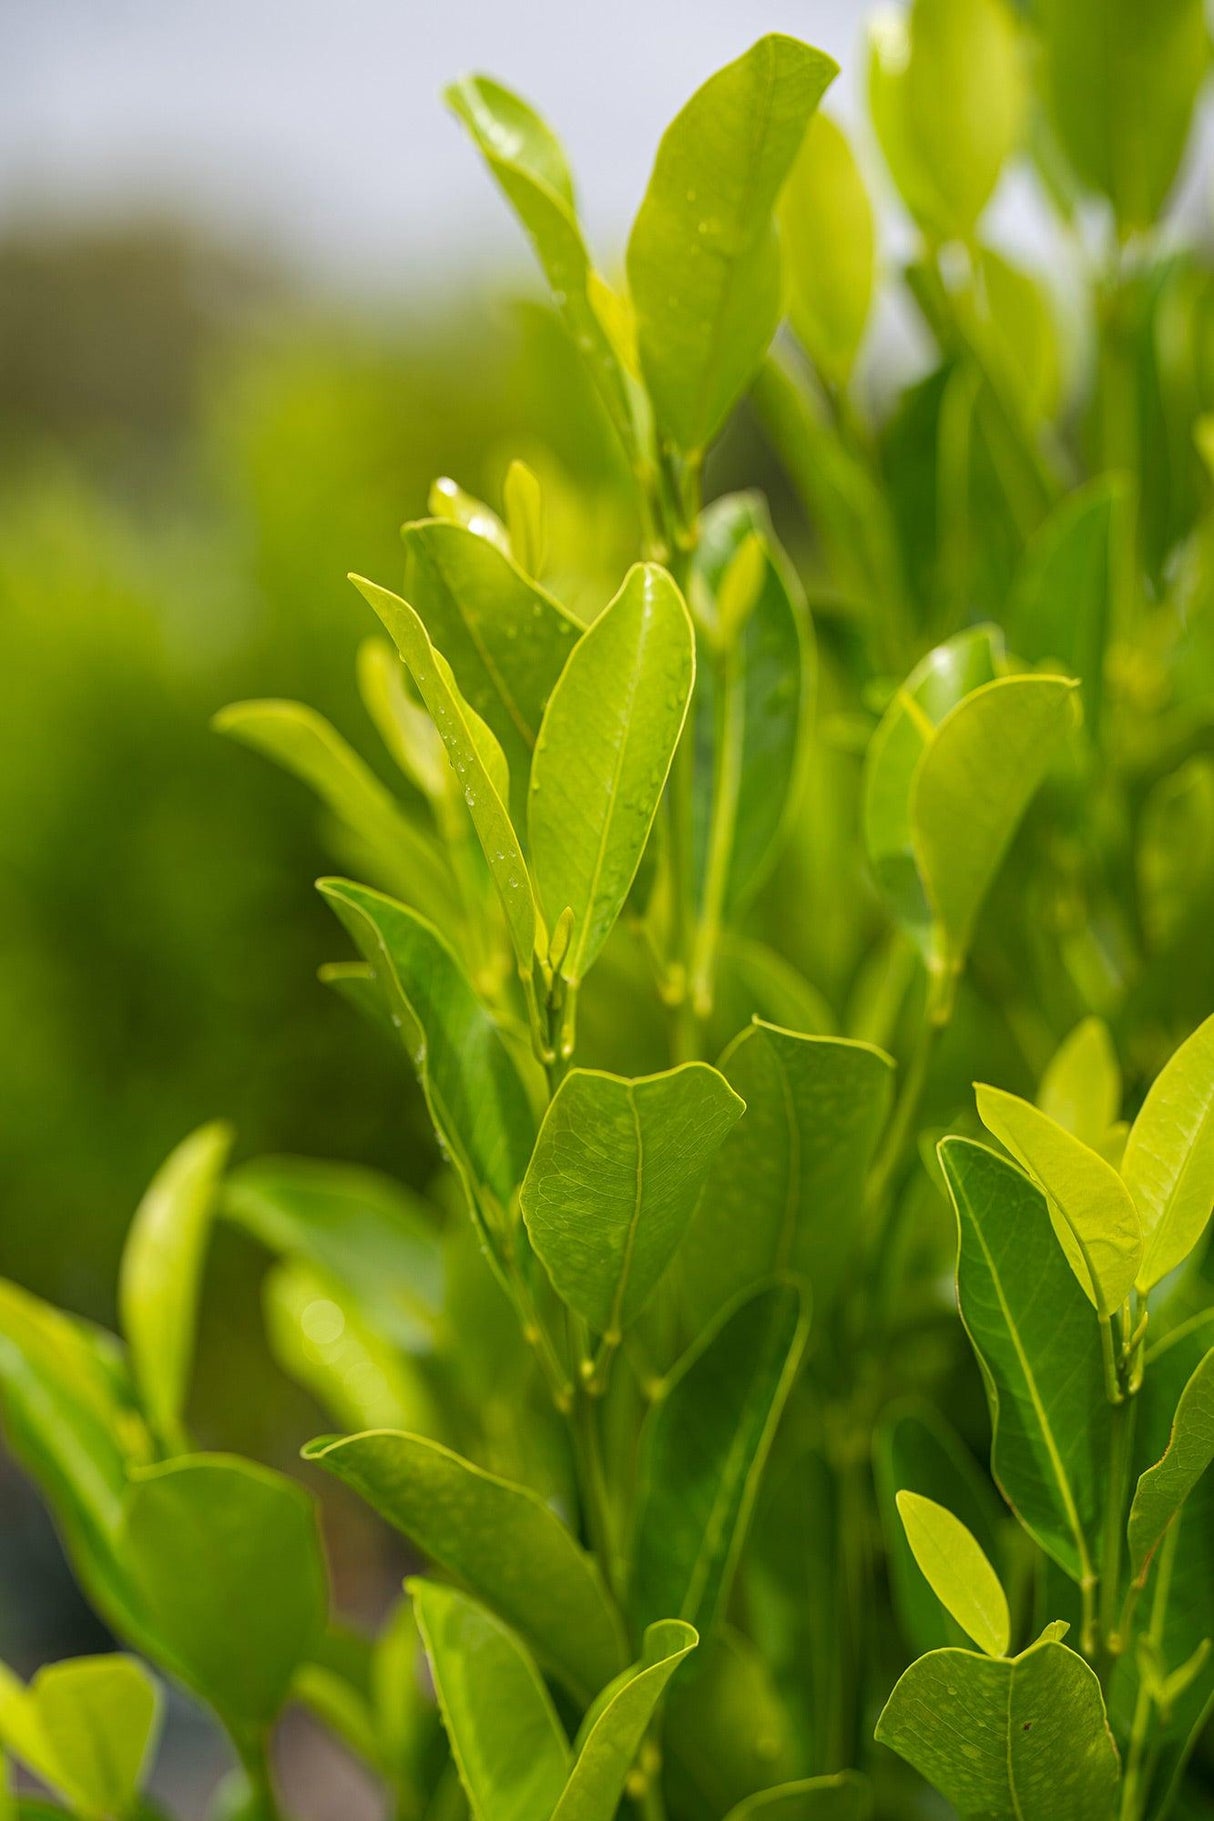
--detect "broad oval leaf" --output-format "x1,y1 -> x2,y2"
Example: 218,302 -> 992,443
118,1121 -> 232,1451
975,1084 -> 1142,1316
626,34 -> 838,455
779,114 -> 875,387
121,1454 -> 328,1731
875,1637 -> 1119,1820
723,1773 -> 872,1820
350,572 -> 539,969
895,1491 -> 1010,1657
1037,1018 -> 1121,1151
630,1282 -> 809,1637
410,1579 -> 569,1821
1122,1011 -> 1214,1292
318,879 -> 536,1236
400,520 -> 582,818
521,1062 -> 744,1338
303,1429 -> 625,1702
1128,1342 -> 1214,1585
0,1655 -> 161,1821
940,1138 -> 1111,1584
529,564 -> 694,986
213,699 -> 455,928
680,1023 -> 893,1330
223,1154 -> 442,1353
551,1620 -> 698,1821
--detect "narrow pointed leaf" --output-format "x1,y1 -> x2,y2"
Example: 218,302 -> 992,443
350,572 -> 539,968
401,520 -> 582,818
627,34 -> 837,455
530,564 -> 695,984
975,1084 -> 1142,1315
1037,1018 -> 1121,1151
318,879 -> 536,1229
551,1621 -> 697,1821
521,1062 -> 744,1337
680,1024 -> 893,1329
895,1491 -> 1009,1657
303,1430 -> 625,1702
118,1122 -> 232,1449
779,113 -> 875,387
264,1262 -> 436,1435
940,1138 -> 1111,1583
213,700 -> 455,926
1122,1011 -> 1214,1291
631,1283 -> 809,1636
723,1773 -> 872,1820
410,1580 -> 569,1821
120,1455 -> 327,1731
1129,1343 -> 1214,1584
875,1638 -> 1119,1820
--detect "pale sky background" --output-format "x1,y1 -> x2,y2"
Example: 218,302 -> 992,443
1,0 -> 870,292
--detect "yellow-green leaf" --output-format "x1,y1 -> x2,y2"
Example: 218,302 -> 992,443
1122,1012 -> 1214,1292
895,1490 -> 1010,1657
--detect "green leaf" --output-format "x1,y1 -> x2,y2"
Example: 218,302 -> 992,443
868,0 -> 1026,239
117,1122 -> 232,1450
120,1455 -> 327,1732
223,1154 -> 442,1353
303,1429 -> 626,1702
1122,1011 -> 1214,1292
691,496 -> 813,921
318,879 -> 536,1236
875,1637 -> 1119,1820
680,1024 -> 893,1330
521,1062 -> 744,1338
358,636 -> 449,806
212,700 -> 455,928
779,114 -> 875,387
1036,0 -> 1208,231
1129,1342 -> 1214,1585
410,1579 -> 569,1821
350,572 -> 540,969
0,1656 -> 161,1821
626,34 -> 837,455
664,1628 -> 795,1814
1037,1018 -> 1121,1152
551,1620 -> 698,1821
428,475 -> 510,550
444,79 -> 639,459
940,1138 -> 1112,1584
975,246 -> 1062,427
400,520 -> 582,821
630,1283 -> 809,1636
895,1491 -> 1010,1657
529,564 -> 695,986
975,1084 -> 1142,1316
263,1262 -> 438,1435
722,1774 -> 872,1820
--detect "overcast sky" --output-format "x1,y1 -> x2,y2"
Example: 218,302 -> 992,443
2,0 -> 868,291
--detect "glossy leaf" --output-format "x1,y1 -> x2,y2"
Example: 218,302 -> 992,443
875,1637 -> 1119,1819
400,519 -> 581,815
779,114 -> 875,387
303,1429 -> 625,1701
723,1774 -> 872,1820
118,1121 -> 232,1449
626,34 -> 837,455
1037,0 -> 1208,230
630,1283 -> 809,1636
350,572 -> 540,968
940,1138 -> 1111,1583
680,1023 -> 893,1329
529,564 -> 694,985
223,1154 -> 442,1353
521,1062 -> 744,1337
975,1084 -> 1142,1315
550,1620 -> 697,1821
410,1579 -> 569,1821
318,879 -> 536,1231
120,1454 -> 327,1730
895,1491 -> 1010,1657
263,1262 -> 438,1435
1129,1342 -> 1214,1584
868,0 -> 1025,238
1037,1018 -> 1121,1151
212,699 -> 454,927
1122,1011 -> 1214,1291
0,1655 -> 161,1821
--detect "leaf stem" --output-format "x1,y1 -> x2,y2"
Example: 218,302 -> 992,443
569,1384 -> 621,1600
235,1728 -> 285,1821
1099,1391 -> 1135,1667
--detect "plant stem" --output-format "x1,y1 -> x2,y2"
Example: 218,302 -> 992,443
1099,1393 -> 1135,1665
688,641 -> 743,1024
570,1385 -> 620,1598
236,1729 -> 285,1821
866,983 -> 943,1220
